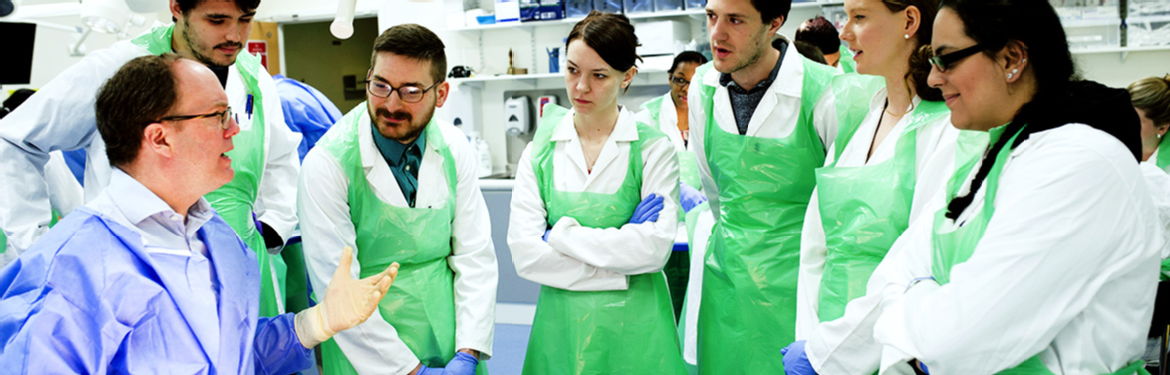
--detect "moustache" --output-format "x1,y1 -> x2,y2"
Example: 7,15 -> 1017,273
376,109 -> 412,123
214,42 -> 243,50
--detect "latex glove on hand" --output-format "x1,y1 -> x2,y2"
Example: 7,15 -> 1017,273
414,364 -> 443,375
629,194 -> 665,224
780,340 -> 818,375
679,183 -> 707,213
294,246 -> 399,348
443,352 -> 479,375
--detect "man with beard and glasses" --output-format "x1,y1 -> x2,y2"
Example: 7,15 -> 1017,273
298,24 -> 498,375
0,0 -> 300,320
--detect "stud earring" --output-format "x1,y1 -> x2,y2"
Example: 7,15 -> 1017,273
903,34 -> 910,40
1007,73 -> 1014,79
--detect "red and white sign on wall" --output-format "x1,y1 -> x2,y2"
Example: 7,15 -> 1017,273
247,40 -> 268,68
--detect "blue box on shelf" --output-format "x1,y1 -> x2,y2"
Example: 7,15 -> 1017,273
536,3 -> 565,20
624,0 -> 653,13
520,6 -> 539,21
684,0 -> 705,9
593,0 -> 622,13
476,14 -> 497,24
654,0 -> 683,11
566,0 -> 592,17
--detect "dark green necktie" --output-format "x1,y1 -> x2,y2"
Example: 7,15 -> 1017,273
403,144 -> 421,207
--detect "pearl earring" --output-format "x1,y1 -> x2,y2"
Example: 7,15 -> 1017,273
903,34 -> 910,40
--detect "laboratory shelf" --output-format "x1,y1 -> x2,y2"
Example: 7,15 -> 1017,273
450,69 -> 669,88
1070,45 -> 1170,54
451,1 -> 842,32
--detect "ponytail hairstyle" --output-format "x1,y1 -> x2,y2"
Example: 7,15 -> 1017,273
879,0 -> 942,101
1128,74 -> 1170,127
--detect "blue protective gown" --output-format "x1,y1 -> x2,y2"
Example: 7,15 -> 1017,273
0,208 -> 313,374
273,75 -> 342,162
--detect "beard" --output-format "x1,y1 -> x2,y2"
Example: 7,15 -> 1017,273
181,21 -> 241,68
370,106 -> 432,143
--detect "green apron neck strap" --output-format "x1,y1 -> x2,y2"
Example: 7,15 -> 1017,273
969,123 -> 1028,214
695,62 -> 719,152
903,100 -> 949,132
1155,138 -> 1170,171
828,74 -> 884,162
642,95 -> 665,126
532,104 -> 571,150
131,25 -> 176,55
421,117 -> 458,197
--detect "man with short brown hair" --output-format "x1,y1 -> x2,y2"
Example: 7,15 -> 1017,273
299,23 -> 497,375
0,0 -> 300,320
0,53 -> 398,374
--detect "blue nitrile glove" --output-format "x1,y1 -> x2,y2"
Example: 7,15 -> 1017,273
628,194 -> 665,224
916,360 -> 929,374
780,340 -> 818,375
443,352 -> 479,375
679,183 -> 707,213
416,364 -> 443,375
542,229 -> 551,242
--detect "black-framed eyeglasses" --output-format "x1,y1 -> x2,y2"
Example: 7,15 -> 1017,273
158,107 -> 235,130
929,44 -> 983,72
670,76 -> 691,87
366,79 -> 442,103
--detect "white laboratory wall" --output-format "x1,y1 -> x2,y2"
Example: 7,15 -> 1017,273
2,12 -> 168,93
5,1 -> 1166,140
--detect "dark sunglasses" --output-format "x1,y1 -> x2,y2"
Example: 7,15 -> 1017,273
929,44 -> 983,72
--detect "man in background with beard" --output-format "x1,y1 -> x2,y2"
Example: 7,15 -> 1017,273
297,24 -> 498,375
0,0 -> 300,319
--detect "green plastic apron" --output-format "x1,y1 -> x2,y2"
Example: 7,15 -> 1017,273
522,104 -> 686,375
1152,141 -> 1170,280
694,59 -> 836,373
132,25 -> 287,317
317,104 -> 484,374
931,124 -> 1148,375
816,81 -> 949,322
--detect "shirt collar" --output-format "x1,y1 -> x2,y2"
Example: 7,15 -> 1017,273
107,168 -> 214,226
551,107 -> 640,143
720,38 -> 788,93
370,120 -> 428,167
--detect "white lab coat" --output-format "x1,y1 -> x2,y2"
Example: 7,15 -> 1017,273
298,111 -> 497,374
635,93 -> 688,151
0,152 -> 83,265
687,40 -> 838,220
1139,152 -> 1170,260
805,124 -> 1162,374
45,151 -> 84,220
794,90 -> 957,340
507,108 -> 679,291
0,33 -> 301,258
